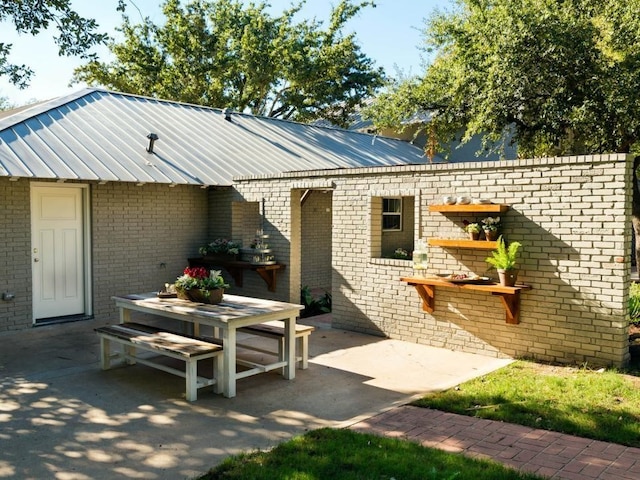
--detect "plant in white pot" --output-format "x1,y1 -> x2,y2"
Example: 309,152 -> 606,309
485,236 -> 522,286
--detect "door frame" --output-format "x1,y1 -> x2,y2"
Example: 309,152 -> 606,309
30,182 -> 93,323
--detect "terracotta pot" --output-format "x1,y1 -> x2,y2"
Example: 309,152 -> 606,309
484,229 -> 499,241
469,232 -> 480,240
177,288 -> 224,304
498,269 -> 518,287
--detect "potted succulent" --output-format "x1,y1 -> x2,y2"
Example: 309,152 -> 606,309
485,236 -> 522,286
481,216 -> 501,241
463,220 -> 482,240
174,266 -> 229,304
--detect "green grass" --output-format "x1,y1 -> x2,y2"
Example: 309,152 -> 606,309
413,360 -> 640,447
196,428 -> 545,480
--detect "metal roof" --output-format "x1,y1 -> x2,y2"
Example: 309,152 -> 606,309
0,89 -> 428,186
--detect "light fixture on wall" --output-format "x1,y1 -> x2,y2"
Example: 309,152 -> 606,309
146,133 -> 159,153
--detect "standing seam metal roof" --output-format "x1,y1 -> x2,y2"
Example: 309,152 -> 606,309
0,88 -> 428,186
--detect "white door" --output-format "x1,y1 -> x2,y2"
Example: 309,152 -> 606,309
31,184 -> 87,322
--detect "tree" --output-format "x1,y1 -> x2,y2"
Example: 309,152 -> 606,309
72,0 -> 385,127
366,0 -> 640,159
0,0 -> 131,89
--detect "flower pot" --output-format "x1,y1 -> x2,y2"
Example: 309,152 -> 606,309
497,269 -> 518,287
484,230 -> 499,241
469,232 -> 480,240
177,288 -> 224,304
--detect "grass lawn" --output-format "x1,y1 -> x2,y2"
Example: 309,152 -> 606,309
196,428 -> 545,480
413,360 -> 640,447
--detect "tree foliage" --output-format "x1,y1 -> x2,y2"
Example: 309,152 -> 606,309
0,0 -> 130,89
72,0 -> 385,126
366,0 -> 640,158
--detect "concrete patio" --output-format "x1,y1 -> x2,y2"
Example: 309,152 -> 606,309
0,315 -> 511,479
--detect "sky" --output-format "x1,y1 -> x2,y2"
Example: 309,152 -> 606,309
0,0 -> 452,106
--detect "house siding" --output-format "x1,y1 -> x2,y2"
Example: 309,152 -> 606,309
0,178 -> 32,331
0,180 -> 211,331
234,154 -> 632,367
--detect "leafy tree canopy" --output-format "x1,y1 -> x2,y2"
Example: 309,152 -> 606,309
0,0 -> 129,89
72,0 -> 385,127
366,0 -> 640,158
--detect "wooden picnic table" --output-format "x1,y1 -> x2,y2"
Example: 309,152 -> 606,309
112,293 -> 304,398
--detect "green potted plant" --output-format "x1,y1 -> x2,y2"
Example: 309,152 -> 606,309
174,266 -> 229,304
199,238 -> 241,259
485,236 -> 522,286
463,220 -> 482,240
481,216 -> 501,241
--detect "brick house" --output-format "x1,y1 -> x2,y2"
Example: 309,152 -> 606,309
0,89 -> 633,367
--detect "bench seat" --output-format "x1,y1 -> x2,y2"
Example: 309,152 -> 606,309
95,322 -> 223,401
238,321 -> 315,369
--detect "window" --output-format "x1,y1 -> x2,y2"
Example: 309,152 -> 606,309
382,197 -> 402,231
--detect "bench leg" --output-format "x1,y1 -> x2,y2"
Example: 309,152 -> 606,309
213,355 -> 223,394
100,337 -> 112,370
124,344 -> 137,365
299,335 -> 309,370
185,359 -> 197,402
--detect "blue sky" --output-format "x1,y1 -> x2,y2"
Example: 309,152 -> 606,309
0,0 -> 452,105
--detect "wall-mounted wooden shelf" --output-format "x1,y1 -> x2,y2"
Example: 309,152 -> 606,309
401,276 -> 531,324
188,257 -> 285,292
429,204 -> 510,213
428,238 -> 498,250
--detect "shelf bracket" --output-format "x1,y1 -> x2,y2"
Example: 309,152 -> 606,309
255,266 -> 280,292
493,291 -> 521,324
411,284 -> 435,313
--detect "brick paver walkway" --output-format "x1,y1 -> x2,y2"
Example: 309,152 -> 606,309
349,406 -> 640,479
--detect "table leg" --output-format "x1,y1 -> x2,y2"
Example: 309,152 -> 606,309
222,327 -> 237,398
119,307 -> 131,324
283,316 -> 296,380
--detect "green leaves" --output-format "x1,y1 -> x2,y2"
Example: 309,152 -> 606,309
1,0 -> 111,89
485,236 -> 522,271
73,0 -> 384,126
368,0 -> 640,157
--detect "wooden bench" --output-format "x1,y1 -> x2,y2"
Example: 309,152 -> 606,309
238,321 -> 315,369
95,322 -> 223,401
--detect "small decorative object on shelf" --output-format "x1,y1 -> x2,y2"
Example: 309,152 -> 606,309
442,195 -> 456,205
174,266 -> 229,304
485,236 -> 522,286
412,239 -> 428,274
249,229 -> 276,265
463,220 -> 482,240
481,216 -> 501,241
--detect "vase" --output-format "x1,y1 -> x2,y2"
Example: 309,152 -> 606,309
484,230 -> 499,241
177,288 -> 224,304
498,269 -> 518,287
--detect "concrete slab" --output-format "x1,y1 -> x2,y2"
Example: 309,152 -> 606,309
0,316 -> 511,479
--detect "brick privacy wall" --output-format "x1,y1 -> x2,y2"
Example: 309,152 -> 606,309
301,190 -> 332,292
91,182 -> 209,323
235,154 -> 632,367
0,178 -> 32,331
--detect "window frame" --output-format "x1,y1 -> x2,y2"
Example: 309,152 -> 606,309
382,197 -> 403,231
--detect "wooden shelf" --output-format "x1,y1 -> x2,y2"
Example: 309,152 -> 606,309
429,204 -> 509,213
188,257 -> 285,292
428,238 -> 498,249
401,276 -> 531,324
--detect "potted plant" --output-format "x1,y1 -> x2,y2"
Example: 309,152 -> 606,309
481,216 -> 501,241
199,238 -> 241,260
174,266 -> 229,304
392,247 -> 410,259
485,236 -> 522,286
463,220 -> 482,240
